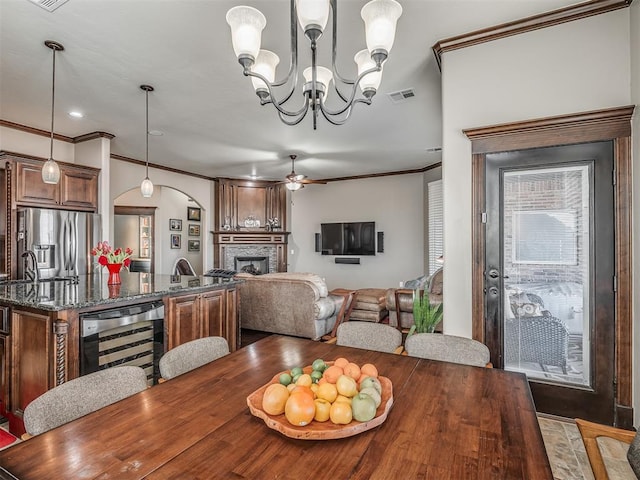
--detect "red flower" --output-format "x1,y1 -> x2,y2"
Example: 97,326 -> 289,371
98,255 -> 108,266
123,258 -> 131,267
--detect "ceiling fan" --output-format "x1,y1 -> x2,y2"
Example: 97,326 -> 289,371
282,154 -> 326,191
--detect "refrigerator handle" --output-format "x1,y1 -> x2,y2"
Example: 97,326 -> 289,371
70,215 -> 77,273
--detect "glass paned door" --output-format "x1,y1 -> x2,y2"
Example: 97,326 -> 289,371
502,166 -> 590,386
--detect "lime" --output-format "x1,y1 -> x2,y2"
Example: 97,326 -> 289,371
290,366 -> 304,377
310,370 -> 323,383
278,372 -> 292,386
311,358 -> 327,372
292,373 -> 302,384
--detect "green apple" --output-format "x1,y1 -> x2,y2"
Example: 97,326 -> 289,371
351,393 -> 377,422
360,376 -> 381,394
359,386 -> 381,408
312,358 -> 327,372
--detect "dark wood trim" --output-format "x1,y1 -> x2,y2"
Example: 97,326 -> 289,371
0,150 -> 101,173
471,153 -> 485,344
614,135 -> 633,427
317,162 -> 441,183
111,154 -> 214,181
0,119 -> 114,143
466,105 -> 635,428
463,106 -> 634,153
432,0 -> 632,70
114,205 -> 157,216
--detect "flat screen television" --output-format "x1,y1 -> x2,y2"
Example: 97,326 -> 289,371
321,222 -> 376,256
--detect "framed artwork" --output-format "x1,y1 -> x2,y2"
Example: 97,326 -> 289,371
169,218 -> 182,231
171,234 -> 181,249
187,207 -> 201,221
188,239 -> 200,252
188,224 -> 200,236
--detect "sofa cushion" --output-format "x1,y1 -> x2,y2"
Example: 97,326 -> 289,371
256,272 -> 329,298
349,309 -> 387,322
355,288 -> 387,305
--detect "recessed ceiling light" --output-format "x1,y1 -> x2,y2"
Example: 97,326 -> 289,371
68,111 -> 83,118
249,175 -> 259,180
148,130 -> 163,136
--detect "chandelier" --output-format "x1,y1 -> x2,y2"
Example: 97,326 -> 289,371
226,0 -> 402,129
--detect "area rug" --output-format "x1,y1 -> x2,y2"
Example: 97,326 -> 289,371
0,428 -> 19,450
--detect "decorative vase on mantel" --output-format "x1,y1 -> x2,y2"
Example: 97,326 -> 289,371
106,263 -> 123,285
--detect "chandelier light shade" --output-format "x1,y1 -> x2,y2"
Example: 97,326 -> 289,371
226,0 -> 402,129
285,180 -> 304,191
42,40 -> 64,184
140,84 -> 154,198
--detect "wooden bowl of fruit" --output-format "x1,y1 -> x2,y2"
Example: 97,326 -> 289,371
246,357 -> 393,440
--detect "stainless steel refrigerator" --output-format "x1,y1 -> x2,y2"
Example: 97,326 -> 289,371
17,207 -> 102,280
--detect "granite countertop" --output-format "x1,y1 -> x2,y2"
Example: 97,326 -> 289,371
0,273 -> 242,311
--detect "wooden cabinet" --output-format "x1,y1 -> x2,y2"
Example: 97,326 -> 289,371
9,309 -> 54,433
165,287 -> 238,352
0,335 -> 8,419
10,155 -> 99,211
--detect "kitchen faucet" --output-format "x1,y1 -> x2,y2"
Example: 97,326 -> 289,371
21,250 -> 40,282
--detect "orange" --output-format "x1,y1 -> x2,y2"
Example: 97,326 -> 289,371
360,363 -> 378,380
322,365 -> 344,384
314,399 -> 331,422
316,382 -> 338,403
290,385 -> 315,399
343,362 -> 361,381
336,374 -> 358,398
262,383 -> 290,416
329,401 -> 352,425
334,357 -> 349,369
285,391 -> 316,426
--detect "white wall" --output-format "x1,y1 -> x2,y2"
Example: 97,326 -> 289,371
630,0 -> 639,425
440,10 -> 632,337
289,173 -> 424,291
0,126 -> 75,162
110,158 -> 213,272
114,186 -> 205,275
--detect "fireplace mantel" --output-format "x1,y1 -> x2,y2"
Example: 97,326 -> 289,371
214,178 -> 289,272
212,231 -> 290,273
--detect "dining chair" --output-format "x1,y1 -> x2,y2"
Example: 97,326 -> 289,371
334,321 -> 403,354
159,336 -> 230,380
404,333 -> 491,367
576,418 -> 640,480
172,257 -> 197,276
22,365 -> 147,438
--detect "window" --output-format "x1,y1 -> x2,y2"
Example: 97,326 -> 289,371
427,179 -> 443,275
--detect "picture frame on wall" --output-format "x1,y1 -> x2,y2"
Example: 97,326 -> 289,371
169,218 -> 182,231
171,234 -> 181,249
188,239 -> 200,252
187,207 -> 201,221
188,224 -> 200,236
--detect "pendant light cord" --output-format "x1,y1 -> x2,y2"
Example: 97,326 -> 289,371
145,89 -> 149,178
50,45 -> 56,160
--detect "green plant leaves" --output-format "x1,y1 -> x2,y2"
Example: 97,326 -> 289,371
411,289 -> 443,334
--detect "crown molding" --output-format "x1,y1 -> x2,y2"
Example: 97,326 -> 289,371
432,0 -> 633,70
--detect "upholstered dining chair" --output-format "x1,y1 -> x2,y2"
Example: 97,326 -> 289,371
334,321 -> 403,354
576,418 -> 640,480
159,336 -> 230,381
404,333 -> 491,367
22,365 -> 147,438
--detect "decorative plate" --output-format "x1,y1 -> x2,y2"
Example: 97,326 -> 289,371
246,368 -> 393,440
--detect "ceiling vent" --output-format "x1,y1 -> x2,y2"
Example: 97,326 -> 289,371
387,88 -> 415,104
27,0 -> 69,12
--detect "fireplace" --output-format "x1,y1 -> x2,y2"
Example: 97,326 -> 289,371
235,256 -> 269,275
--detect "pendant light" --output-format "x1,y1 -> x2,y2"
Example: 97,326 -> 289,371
41,40 -> 64,184
140,84 -> 154,198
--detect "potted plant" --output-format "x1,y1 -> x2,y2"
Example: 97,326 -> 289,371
407,290 -> 443,336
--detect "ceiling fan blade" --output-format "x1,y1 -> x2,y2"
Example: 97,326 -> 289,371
300,179 -> 327,184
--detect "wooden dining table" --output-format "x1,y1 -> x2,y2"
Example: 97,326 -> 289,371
0,335 -> 552,479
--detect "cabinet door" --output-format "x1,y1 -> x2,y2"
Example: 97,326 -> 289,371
15,161 -> 59,205
60,166 -> 98,211
10,310 -> 53,419
166,294 -> 201,350
225,288 -> 239,352
0,335 -> 8,417
200,290 -> 225,338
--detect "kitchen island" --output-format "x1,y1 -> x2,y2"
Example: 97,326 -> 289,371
0,272 -> 242,436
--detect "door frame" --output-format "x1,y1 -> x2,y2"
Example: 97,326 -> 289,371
463,105 -> 634,428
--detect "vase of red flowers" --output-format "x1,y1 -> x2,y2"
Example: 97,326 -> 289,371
91,241 -> 133,285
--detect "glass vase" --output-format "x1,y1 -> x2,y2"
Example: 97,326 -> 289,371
106,263 -> 123,285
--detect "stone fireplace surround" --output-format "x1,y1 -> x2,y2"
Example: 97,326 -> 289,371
225,246 -> 276,274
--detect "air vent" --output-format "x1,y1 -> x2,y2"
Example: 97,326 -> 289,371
27,0 -> 69,12
387,88 -> 416,104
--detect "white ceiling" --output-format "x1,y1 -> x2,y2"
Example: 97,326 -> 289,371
0,0 -> 580,182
